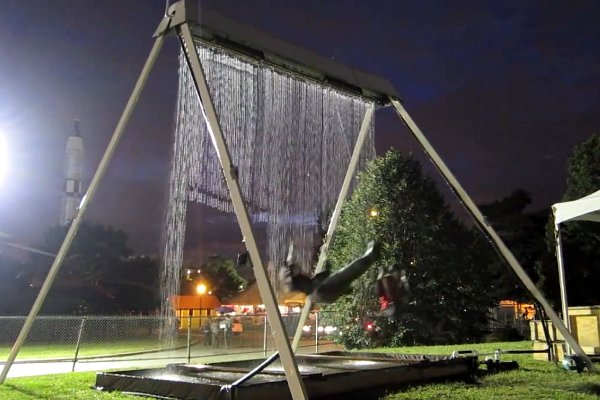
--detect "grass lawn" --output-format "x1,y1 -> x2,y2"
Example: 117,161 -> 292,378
372,341 -> 600,399
0,372 -> 136,400
0,339 -> 186,360
1,341 -> 598,399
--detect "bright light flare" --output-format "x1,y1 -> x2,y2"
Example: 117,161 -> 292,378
196,283 -> 208,295
0,134 -> 7,188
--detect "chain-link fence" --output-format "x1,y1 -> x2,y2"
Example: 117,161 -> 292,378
0,312 -> 341,369
1,307 -> 527,372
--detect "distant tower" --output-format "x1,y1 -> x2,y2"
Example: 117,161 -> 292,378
59,120 -> 84,226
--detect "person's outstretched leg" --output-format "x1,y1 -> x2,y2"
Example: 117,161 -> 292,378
313,241 -> 379,303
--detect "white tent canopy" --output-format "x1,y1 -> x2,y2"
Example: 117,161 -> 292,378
553,190 -> 600,224
551,189 -> 600,346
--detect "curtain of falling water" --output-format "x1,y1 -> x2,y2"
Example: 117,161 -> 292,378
161,42 -> 375,344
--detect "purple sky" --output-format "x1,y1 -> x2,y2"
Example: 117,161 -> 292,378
1,0 -> 599,258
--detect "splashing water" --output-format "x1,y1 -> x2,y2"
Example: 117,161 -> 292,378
160,41 -> 376,344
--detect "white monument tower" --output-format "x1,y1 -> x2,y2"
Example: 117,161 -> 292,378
59,120 -> 84,226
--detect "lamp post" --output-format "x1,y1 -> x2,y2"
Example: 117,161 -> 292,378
196,282 -> 207,295
196,282 -> 207,311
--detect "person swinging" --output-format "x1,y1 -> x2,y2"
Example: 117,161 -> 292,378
280,241 -> 410,320
280,241 -> 379,303
376,264 -> 410,319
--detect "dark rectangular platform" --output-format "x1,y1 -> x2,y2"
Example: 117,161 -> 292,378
95,351 -> 478,400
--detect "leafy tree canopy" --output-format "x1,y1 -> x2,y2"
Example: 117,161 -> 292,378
543,132 -> 600,306
182,255 -> 247,301
478,189 -> 550,302
564,133 -> 600,201
18,222 -> 160,315
323,149 -> 496,348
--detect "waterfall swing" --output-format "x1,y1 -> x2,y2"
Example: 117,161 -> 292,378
1,0 -> 593,397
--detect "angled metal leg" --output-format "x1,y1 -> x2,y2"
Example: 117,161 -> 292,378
292,105 -> 374,351
0,32 -> 166,385
177,23 -> 308,400
390,97 -> 595,372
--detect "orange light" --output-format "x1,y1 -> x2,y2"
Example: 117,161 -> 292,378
196,283 -> 207,295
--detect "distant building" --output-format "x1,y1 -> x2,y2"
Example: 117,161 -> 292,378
59,120 -> 84,226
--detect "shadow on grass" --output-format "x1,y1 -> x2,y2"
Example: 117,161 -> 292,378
315,375 -> 479,400
5,383 -> 51,400
575,382 -> 600,396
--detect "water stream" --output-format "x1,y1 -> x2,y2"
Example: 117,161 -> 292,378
160,42 -> 376,345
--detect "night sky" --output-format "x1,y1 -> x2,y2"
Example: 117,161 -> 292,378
1,0 -> 599,259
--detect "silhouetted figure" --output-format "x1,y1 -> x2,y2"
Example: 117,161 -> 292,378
210,319 -> 220,348
280,241 -> 380,303
202,320 -> 213,346
377,264 -> 410,320
236,251 -> 250,269
222,316 -> 232,348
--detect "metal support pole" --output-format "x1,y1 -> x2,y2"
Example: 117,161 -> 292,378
390,97 -> 595,372
554,224 -> 571,354
536,303 -> 556,362
263,315 -> 268,357
229,352 -> 280,388
0,33 -> 165,385
292,105 -> 374,351
314,312 -> 319,353
178,23 -> 308,399
187,314 -> 192,363
555,225 -> 571,329
72,316 -> 86,372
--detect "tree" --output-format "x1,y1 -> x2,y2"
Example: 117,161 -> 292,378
478,189 -> 550,302
181,255 -> 247,301
324,149 -> 496,348
0,253 -> 32,315
564,133 -> 600,201
543,133 -> 600,306
102,255 -> 162,314
21,222 -> 160,314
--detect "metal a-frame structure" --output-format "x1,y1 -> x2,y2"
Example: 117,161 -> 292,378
1,0 -> 593,393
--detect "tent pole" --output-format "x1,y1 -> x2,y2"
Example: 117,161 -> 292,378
390,97 -> 595,372
0,30 -> 166,386
554,223 -> 571,353
291,105 -> 374,351
177,22 -> 308,400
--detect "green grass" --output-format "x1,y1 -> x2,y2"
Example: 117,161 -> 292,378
1,341 -> 598,399
0,372 -> 136,400
0,339 -> 186,360
373,341 -> 600,400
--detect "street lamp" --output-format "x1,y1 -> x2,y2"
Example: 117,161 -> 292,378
196,282 -> 210,316
196,282 -> 207,295
368,207 -> 379,218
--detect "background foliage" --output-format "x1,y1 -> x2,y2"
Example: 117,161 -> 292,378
542,132 -> 600,306
323,150 -> 497,348
181,254 -> 247,301
1,222 -> 161,315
